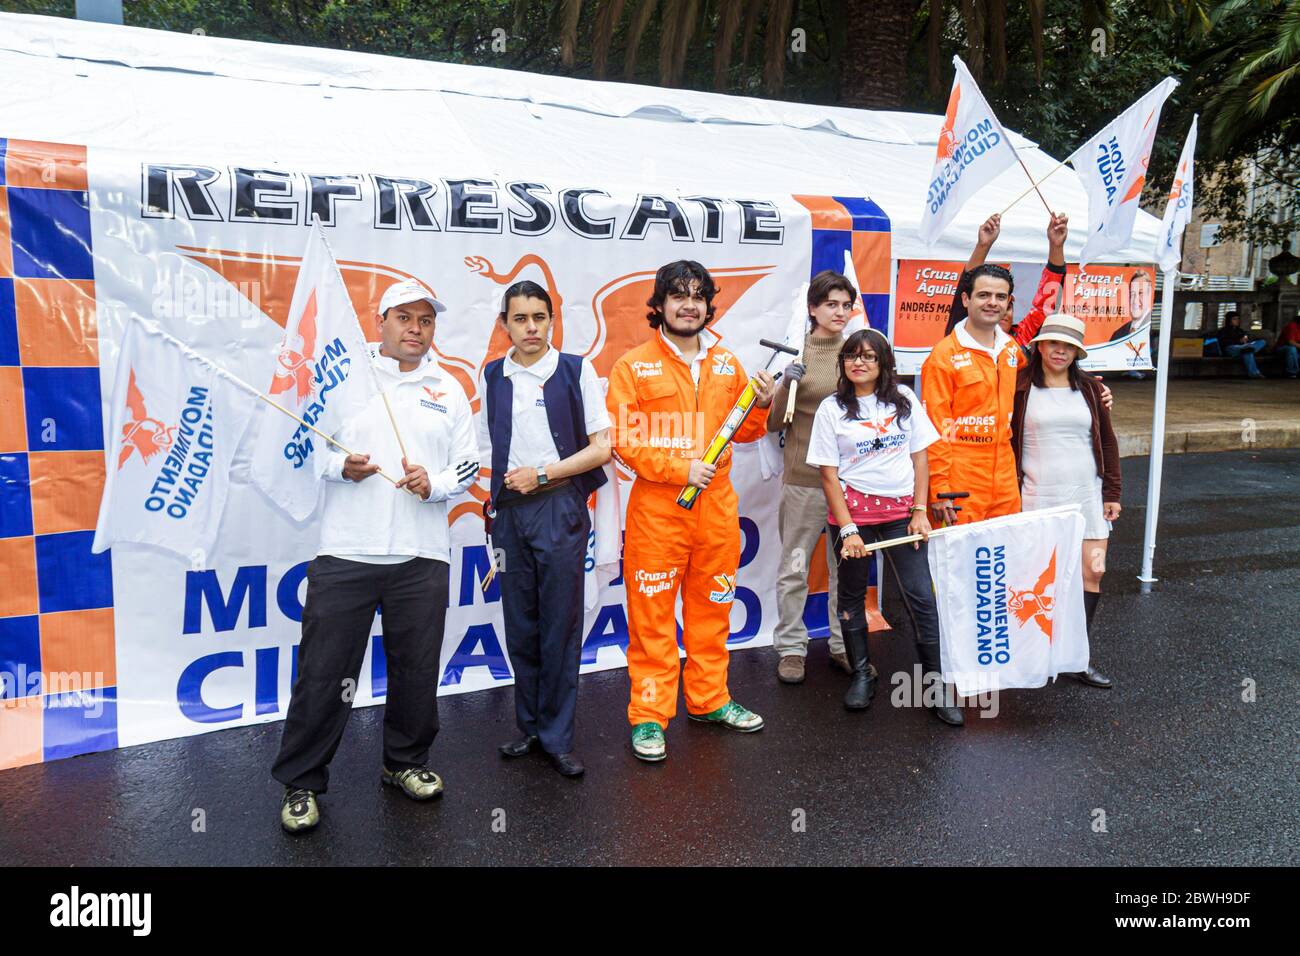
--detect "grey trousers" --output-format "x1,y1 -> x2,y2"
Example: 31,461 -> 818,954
773,484 -> 844,656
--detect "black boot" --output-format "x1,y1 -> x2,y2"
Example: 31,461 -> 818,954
843,626 -> 877,711
1068,591 -> 1113,689
916,642 -> 964,726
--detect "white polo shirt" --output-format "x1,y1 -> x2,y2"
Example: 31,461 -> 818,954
476,346 -> 611,469
955,317 -> 1014,360
806,385 -> 939,498
319,347 -> 479,565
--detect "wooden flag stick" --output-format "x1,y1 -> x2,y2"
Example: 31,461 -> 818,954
782,345 -> 803,425
841,522 -> 960,557
999,157 -> 1071,216
1011,150 -> 1056,216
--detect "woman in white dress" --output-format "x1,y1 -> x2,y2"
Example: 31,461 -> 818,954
1011,313 -> 1122,689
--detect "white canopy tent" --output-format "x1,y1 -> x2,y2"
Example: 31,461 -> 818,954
0,11 -> 1162,264
0,12 -> 1178,590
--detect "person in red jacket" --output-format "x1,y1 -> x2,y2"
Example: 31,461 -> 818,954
606,260 -> 776,762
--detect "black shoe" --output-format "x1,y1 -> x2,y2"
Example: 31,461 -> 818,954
930,701 -> 965,726
549,751 -> 585,778
499,735 -> 540,757
914,644 -> 965,727
1068,666 -> 1113,689
843,626 -> 877,711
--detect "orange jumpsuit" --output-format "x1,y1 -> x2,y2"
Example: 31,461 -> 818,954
606,330 -> 768,728
922,265 -> 1058,523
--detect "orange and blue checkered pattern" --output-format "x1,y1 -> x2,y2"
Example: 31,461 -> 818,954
794,194 -> 892,333
0,138 -> 117,772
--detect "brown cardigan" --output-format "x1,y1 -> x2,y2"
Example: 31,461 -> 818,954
1011,368 -> 1122,503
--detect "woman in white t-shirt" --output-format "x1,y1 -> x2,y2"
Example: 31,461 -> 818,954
807,329 -> 962,726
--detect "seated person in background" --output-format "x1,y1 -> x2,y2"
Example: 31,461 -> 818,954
1215,311 -> 1266,379
1276,314 -> 1300,380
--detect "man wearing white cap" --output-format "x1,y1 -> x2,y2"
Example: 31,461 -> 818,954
273,278 -> 480,834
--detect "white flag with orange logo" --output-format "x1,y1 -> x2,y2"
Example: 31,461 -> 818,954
926,505 -> 1089,696
919,56 -> 1019,246
1156,115 -> 1197,273
1071,77 -> 1179,265
249,221 -> 379,521
93,318 -> 257,560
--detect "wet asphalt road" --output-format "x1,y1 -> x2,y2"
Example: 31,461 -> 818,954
2,449 -> 1296,866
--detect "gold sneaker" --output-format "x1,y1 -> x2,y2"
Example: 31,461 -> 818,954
280,787 -> 319,833
381,766 -> 444,801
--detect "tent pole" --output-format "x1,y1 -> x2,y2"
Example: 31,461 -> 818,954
1138,269 -> 1177,589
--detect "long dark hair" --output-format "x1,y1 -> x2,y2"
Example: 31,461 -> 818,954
499,279 -> 553,319
807,269 -> 857,332
835,328 -> 912,422
1026,340 -> 1083,391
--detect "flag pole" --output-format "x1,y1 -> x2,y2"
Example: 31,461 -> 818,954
1137,269 -> 1177,588
142,319 -> 400,485
999,157 -> 1071,216
1011,150 -> 1055,215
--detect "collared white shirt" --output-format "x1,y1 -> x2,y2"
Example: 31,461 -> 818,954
955,317 -> 1014,361
658,326 -> 718,385
476,346 -> 611,470
318,345 -> 478,565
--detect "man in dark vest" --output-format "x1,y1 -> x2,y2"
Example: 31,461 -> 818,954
478,280 -> 612,778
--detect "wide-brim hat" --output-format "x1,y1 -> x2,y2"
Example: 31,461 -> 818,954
1029,313 -> 1088,359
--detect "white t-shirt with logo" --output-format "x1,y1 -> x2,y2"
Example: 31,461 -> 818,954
805,385 -> 940,497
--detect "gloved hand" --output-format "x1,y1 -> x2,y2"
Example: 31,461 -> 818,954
782,361 -> 806,384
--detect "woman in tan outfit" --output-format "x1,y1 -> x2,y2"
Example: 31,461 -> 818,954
766,270 -> 858,684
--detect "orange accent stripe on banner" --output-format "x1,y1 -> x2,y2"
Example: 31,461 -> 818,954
15,279 -> 97,366
29,450 -> 105,535
0,696 -> 44,771
0,188 -> 12,278
852,231 -> 892,296
5,140 -> 89,192
0,536 -> 38,617
40,608 -> 117,691
0,367 -> 27,453
792,195 -> 853,231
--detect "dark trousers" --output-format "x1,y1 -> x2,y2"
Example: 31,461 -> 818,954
272,555 -> 449,793
833,517 -> 942,657
493,484 -> 590,754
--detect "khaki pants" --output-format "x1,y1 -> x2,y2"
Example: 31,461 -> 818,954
773,484 -> 843,657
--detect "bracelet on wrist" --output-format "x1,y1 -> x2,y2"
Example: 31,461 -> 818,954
838,523 -> 860,541
910,505 -> 927,513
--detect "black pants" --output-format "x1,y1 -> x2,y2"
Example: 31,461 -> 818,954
272,555 -> 449,793
493,484 -> 590,754
833,517 -> 942,652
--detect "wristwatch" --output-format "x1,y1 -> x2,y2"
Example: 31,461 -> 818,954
536,466 -> 550,487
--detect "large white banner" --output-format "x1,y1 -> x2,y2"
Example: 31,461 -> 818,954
82,144 -> 884,749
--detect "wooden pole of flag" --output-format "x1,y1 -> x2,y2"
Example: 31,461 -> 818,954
999,157 -> 1071,216
841,523 -> 960,556
1012,151 -> 1056,216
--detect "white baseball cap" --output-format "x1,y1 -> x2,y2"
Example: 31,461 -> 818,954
378,278 -> 447,317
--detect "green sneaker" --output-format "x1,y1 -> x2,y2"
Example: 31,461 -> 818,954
280,787 -> 319,834
381,766 -> 445,801
630,722 -> 667,762
688,699 -> 764,732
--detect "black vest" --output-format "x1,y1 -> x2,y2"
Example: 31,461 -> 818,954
483,350 -> 607,509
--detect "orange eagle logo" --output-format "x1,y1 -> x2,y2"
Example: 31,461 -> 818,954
1008,548 -> 1058,641
269,288 -> 319,406
859,414 -> 896,436
117,368 -> 176,471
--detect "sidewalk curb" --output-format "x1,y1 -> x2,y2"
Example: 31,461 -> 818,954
1117,421 -> 1300,457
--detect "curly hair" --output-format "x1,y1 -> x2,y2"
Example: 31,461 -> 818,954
645,260 -> 718,329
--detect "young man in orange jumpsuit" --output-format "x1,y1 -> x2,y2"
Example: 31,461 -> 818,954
923,214 -> 1068,525
606,260 -> 777,762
